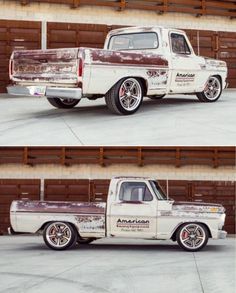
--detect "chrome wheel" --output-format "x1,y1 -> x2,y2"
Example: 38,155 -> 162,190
119,78 -> 142,111
203,76 -> 221,101
45,222 -> 73,249
179,223 -> 206,250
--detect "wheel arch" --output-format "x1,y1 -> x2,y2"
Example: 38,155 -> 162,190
170,221 -> 212,241
212,74 -> 222,86
38,220 -> 80,237
106,76 -> 148,96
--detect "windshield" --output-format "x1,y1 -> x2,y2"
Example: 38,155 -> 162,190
108,32 -> 159,51
149,181 -> 167,200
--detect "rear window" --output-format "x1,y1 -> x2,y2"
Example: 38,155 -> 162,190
109,32 -> 159,51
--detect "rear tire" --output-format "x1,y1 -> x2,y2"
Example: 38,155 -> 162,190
47,97 -> 80,109
148,94 -> 166,100
43,222 -> 76,250
196,76 -> 222,102
105,77 -> 144,115
176,223 -> 209,252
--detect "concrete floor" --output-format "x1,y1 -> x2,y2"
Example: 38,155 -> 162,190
0,236 -> 235,293
0,90 -> 235,145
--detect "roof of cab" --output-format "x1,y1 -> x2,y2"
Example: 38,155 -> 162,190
108,26 -> 185,35
112,176 -> 155,180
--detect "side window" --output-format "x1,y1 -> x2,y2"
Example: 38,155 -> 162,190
119,182 -> 153,202
171,33 -> 191,55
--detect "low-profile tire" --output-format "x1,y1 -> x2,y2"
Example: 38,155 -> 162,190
43,222 -> 76,250
196,76 -> 222,102
77,238 -> 95,245
148,94 -> 166,100
176,223 -> 209,252
105,77 -> 144,115
47,97 -> 80,109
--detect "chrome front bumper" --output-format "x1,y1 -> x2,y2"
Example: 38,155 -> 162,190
217,230 -> 227,239
7,85 -> 82,100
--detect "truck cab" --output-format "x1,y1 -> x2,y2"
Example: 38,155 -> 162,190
107,177 -> 169,239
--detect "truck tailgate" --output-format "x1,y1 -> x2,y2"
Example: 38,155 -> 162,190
10,48 -> 80,85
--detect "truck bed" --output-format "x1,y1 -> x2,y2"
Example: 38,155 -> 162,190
10,200 -> 106,237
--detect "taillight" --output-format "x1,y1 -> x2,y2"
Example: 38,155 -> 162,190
78,57 -> 83,77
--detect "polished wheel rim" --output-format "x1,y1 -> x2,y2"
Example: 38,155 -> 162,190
204,77 -> 221,100
46,222 -> 72,248
61,99 -> 77,105
119,78 -> 142,111
180,224 -> 205,249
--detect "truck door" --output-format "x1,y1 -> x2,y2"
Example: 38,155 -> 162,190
169,32 -> 205,93
108,181 -> 157,239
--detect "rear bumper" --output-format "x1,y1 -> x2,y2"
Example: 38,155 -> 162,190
217,230 -> 227,239
7,85 -> 82,100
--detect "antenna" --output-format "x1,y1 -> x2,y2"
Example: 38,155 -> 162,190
197,31 -> 200,56
166,178 -> 169,200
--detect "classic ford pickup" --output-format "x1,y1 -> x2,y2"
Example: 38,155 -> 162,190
10,177 -> 227,251
7,26 -> 227,115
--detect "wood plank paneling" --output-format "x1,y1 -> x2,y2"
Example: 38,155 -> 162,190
44,179 -> 90,201
12,0 -> 236,18
0,20 -> 41,93
0,179 -> 40,234
0,147 -> 234,168
47,22 -> 108,49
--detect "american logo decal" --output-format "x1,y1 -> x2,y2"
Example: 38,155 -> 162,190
117,218 -> 150,228
175,73 -> 195,82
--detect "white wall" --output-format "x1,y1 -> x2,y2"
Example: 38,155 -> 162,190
0,163 -> 235,182
0,0 -> 236,32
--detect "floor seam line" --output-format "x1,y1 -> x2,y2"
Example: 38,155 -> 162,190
193,252 -> 205,293
61,117 -> 84,145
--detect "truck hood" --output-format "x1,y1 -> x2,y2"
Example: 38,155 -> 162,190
173,201 -> 225,214
204,57 -> 227,69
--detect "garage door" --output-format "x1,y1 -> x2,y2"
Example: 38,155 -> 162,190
185,29 -> 236,88
0,20 -> 41,93
192,181 -> 235,235
0,179 -> 41,234
218,31 -> 236,88
44,179 -> 90,201
47,22 -> 108,49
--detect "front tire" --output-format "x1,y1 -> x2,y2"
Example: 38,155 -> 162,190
196,76 -> 222,102
47,97 -> 80,109
43,222 -> 76,250
177,223 -> 209,252
105,77 -> 144,115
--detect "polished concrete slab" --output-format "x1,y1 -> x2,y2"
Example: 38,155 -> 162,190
0,90 -> 235,145
0,236 -> 235,293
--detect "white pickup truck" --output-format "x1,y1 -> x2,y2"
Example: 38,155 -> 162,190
10,177 -> 227,251
7,26 -> 227,115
